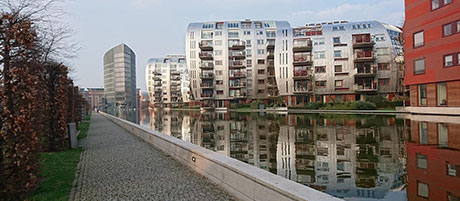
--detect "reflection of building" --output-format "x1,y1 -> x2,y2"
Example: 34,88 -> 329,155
145,55 -> 189,107
103,43 -> 137,121
277,125 -> 296,181
277,21 -> 404,106
404,0 -> 460,115
87,88 -> 104,110
407,120 -> 460,201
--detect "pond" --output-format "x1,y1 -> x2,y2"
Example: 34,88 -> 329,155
139,109 -> 460,201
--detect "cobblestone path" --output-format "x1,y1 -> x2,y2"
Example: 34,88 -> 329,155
72,113 -> 235,201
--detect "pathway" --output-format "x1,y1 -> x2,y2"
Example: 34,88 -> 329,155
72,113 -> 235,201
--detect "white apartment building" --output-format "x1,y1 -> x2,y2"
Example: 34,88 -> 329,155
145,55 -> 190,107
186,20 -> 290,109
275,21 -> 404,105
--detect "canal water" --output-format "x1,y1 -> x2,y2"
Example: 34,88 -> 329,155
139,109 -> 460,201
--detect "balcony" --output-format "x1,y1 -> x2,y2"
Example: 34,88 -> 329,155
199,41 -> 213,51
267,70 -> 275,77
266,40 -> 275,49
170,86 -> 180,92
170,70 -> 180,75
294,81 -> 313,94
354,51 -> 375,63
229,41 -> 245,50
171,81 -> 180,86
355,65 -> 377,77
199,52 -> 213,60
229,60 -> 245,69
201,93 -> 214,99
153,77 -> 161,81
293,39 -> 313,52
153,71 -> 162,75
229,82 -> 246,89
232,93 -> 247,99
200,82 -> 214,89
170,75 -> 180,80
200,62 -> 214,70
267,59 -> 274,67
200,73 -> 214,79
229,51 -> 246,59
154,81 -> 162,86
266,51 -> 274,59
293,70 -> 311,80
293,54 -> 313,66
354,83 -> 378,92
229,72 -> 246,79
352,34 -> 374,49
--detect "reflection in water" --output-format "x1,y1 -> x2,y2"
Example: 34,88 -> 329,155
140,109 -> 460,201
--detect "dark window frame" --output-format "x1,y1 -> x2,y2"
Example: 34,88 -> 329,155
413,30 -> 425,48
432,0 -> 453,11
414,58 -> 426,75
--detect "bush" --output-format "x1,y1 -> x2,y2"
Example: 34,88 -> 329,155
366,95 -> 391,108
350,101 -> 377,110
250,101 -> 266,109
306,102 -> 323,109
230,103 -> 250,109
191,105 -> 201,109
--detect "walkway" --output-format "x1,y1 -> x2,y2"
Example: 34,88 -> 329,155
72,113 -> 235,201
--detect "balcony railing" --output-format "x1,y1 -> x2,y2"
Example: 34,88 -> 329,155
199,52 -> 213,60
354,83 -> 378,91
170,86 -> 180,91
199,41 -> 213,50
154,81 -> 162,86
171,81 -> 181,86
170,75 -> 180,80
293,54 -> 313,65
229,72 -> 246,79
267,51 -> 274,58
267,59 -> 275,67
229,82 -> 246,88
200,62 -> 214,69
293,39 -> 313,52
293,70 -> 311,79
355,65 -> 377,77
200,73 -> 214,79
229,51 -> 246,58
229,60 -> 245,68
266,40 -> 275,49
229,41 -> 246,49
170,70 -> 180,75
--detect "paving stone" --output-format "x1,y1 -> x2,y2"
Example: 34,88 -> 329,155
72,113 -> 235,201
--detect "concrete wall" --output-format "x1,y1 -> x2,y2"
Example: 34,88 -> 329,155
100,112 -> 341,201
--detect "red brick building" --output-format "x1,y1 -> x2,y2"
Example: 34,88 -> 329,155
404,0 -> 460,115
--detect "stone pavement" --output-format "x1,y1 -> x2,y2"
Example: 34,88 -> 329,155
72,113 -> 235,201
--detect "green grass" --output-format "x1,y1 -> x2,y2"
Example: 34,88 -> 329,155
236,107 -> 252,112
84,112 -> 91,121
77,122 -> 90,139
29,148 -> 83,201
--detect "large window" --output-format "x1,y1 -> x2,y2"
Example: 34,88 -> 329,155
445,55 -> 454,67
334,50 -> 342,58
414,58 -> 425,74
420,122 -> 428,144
444,24 -> 452,36
414,31 -> 424,48
432,0 -> 452,10
438,123 -> 448,147
334,65 -> 342,73
417,182 -> 429,198
419,84 -> 427,106
447,162 -> 458,177
438,82 -> 447,106
417,153 -> 428,169
335,80 -> 343,88
315,66 -> 326,73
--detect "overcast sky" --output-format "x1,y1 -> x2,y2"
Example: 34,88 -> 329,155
65,0 -> 404,92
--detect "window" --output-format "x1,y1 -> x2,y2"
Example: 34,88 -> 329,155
315,51 -> 326,59
257,39 -> 264,45
376,47 -> 389,55
256,30 -> 264,35
243,31 -> 251,35
458,21 -> 460,32
419,84 -> 427,106
316,81 -> 326,88
438,123 -> 449,147
334,50 -> 342,58
444,24 -> 452,36
438,82 -> 447,106
215,31 -> 222,36
258,89 -> 264,94
378,63 -> 390,70
448,193 -> 460,201
314,38 -> 325,45
214,50 -> 222,56
216,90 -> 224,95
315,66 -> 326,73
246,59 -> 252,67
417,182 -> 429,198
246,50 -> 252,57
257,59 -> 265,65
190,41 -> 196,49
216,80 -> 223,85
414,31 -> 424,48
334,65 -> 342,73
445,55 -> 454,67
432,0 -> 440,9
215,60 -> 223,65
215,40 -> 222,46
190,50 -> 196,59
458,53 -> 460,65
258,69 -> 265,75
447,163 -> 458,177
417,154 -> 428,169
333,37 -> 340,44
228,22 -> 239,28
414,58 -> 425,74
257,49 -> 264,55
228,31 -> 239,38
379,78 -> 390,86
335,80 -> 343,88
258,80 -> 265,84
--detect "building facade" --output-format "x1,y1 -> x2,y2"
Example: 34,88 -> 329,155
145,55 -> 190,107
404,0 -> 460,115
186,20 -> 290,109
103,43 -> 137,120
87,87 -> 104,110
276,21 -> 404,106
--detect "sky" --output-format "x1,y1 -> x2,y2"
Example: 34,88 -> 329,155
64,0 -> 405,92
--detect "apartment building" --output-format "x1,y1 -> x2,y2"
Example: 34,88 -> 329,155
186,20 -> 290,109
103,43 -> 137,116
404,0 -> 460,115
276,21 -> 404,106
145,55 -> 190,107
87,87 -> 104,110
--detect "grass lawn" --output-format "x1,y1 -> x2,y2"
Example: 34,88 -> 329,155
77,122 -> 90,140
236,107 -> 252,112
29,148 -> 83,201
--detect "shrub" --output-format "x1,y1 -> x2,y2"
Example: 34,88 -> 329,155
191,105 -> 201,109
350,101 -> 377,110
306,102 -> 323,109
250,101 -> 266,109
366,95 -> 391,108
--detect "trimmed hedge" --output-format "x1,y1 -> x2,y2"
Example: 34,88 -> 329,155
289,101 -> 376,110
250,101 -> 266,109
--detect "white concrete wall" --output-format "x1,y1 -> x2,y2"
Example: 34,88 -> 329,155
100,112 -> 342,201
